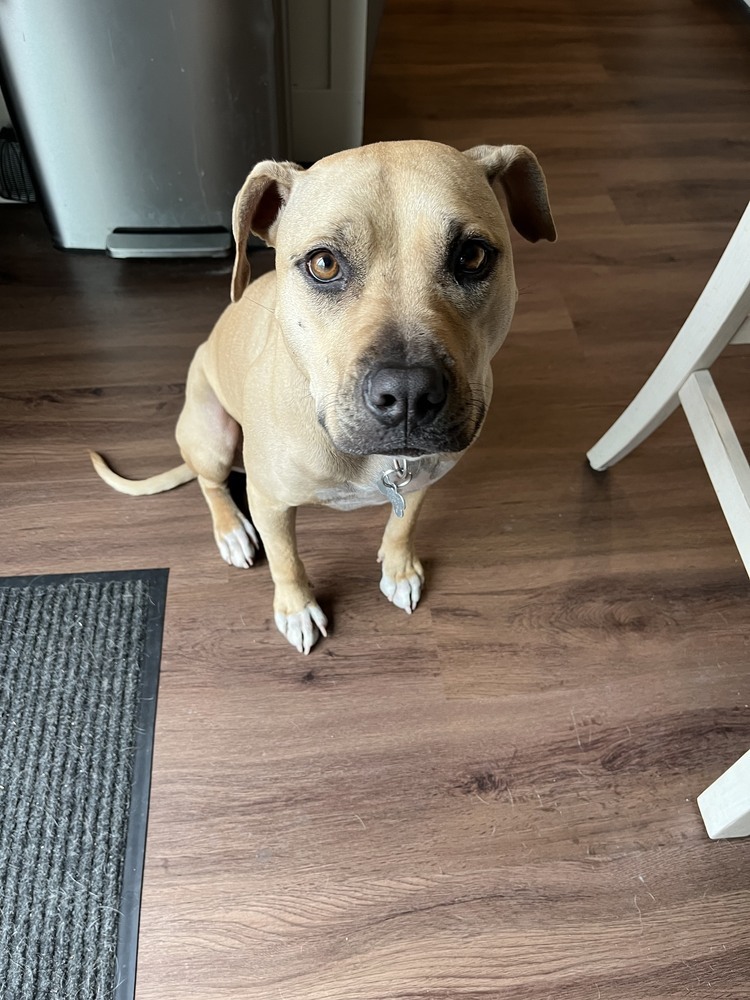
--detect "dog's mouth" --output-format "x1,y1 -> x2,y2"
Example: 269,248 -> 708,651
318,402 -> 486,458
340,442 -> 439,459
382,445 -> 436,459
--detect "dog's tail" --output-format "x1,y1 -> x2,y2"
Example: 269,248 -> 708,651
89,451 -> 197,496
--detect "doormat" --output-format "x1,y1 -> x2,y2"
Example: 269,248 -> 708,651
0,568 -> 168,1000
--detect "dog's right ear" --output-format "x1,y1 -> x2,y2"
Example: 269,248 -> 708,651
231,160 -> 305,302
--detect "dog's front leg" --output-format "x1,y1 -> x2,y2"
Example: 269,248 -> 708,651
377,488 -> 428,614
247,488 -> 327,654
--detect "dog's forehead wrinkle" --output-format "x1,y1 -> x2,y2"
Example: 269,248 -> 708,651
290,150 -> 502,259
283,211 -> 386,269
308,218 -> 374,253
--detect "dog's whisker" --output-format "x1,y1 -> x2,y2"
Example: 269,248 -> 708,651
241,296 -> 276,318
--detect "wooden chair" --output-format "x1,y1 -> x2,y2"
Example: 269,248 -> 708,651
587,201 -> 750,567
698,750 -> 750,839
587,202 -> 750,839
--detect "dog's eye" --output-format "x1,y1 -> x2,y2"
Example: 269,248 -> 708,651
453,239 -> 494,282
307,251 -> 341,282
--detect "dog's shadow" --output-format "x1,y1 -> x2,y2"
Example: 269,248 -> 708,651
228,469 -> 266,567
228,470 -> 253,523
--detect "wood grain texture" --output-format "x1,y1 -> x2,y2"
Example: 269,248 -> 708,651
2,0 -> 750,996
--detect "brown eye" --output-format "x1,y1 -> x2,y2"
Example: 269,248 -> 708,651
307,250 -> 341,282
452,238 -> 495,284
457,240 -> 487,274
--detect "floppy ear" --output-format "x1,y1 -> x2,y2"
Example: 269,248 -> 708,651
231,159 -> 305,302
463,144 -> 557,244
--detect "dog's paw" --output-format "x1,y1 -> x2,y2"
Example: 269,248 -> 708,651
379,564 -> 424,615
274,602 -> 328,655
216,512 -> 260,569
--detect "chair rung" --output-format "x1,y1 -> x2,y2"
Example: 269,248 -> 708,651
730,315 -> 750,345
678,370 -> 750,572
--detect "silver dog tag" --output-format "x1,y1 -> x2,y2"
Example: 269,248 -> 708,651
377,477 -> 407,517
377,459 -> 414,518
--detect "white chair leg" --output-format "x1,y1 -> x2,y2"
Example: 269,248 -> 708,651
679,370 -> 750,574
587,202 -> 750,471
698,748 -> 750,839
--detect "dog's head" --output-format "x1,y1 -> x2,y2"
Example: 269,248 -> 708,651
231,140 -> 555,457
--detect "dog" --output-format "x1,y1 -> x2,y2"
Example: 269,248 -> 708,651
90,140 -> 556,653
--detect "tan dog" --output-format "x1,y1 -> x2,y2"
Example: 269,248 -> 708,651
91,140 -> 555,653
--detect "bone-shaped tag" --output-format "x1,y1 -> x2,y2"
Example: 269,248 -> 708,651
377,477 -> 407,517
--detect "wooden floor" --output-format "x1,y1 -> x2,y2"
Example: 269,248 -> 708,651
2,0 -> 750,996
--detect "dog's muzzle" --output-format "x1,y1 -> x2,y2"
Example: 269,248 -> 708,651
321,358 -> 483,457
362,363 -> 448,431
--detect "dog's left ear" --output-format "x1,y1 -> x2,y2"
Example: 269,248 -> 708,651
463,144 -> 557,244
231,159 -> 305,302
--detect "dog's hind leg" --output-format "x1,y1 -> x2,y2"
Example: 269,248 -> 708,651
176,347 -> 259,568
377,488 -> 428,614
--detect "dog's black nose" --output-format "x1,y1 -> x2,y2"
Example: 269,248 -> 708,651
363,365 -> 448,428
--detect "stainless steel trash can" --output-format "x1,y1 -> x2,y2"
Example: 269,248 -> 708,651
0,0 -> 284,256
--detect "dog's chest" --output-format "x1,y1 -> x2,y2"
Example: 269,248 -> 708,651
316,456 -> 458,511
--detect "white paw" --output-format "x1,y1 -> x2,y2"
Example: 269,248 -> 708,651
217,513 -> 260,569
274,603 -> 328,655
380,570 -> 423,614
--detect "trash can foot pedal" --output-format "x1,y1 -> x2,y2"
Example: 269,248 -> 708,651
106,229 -> 231,259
